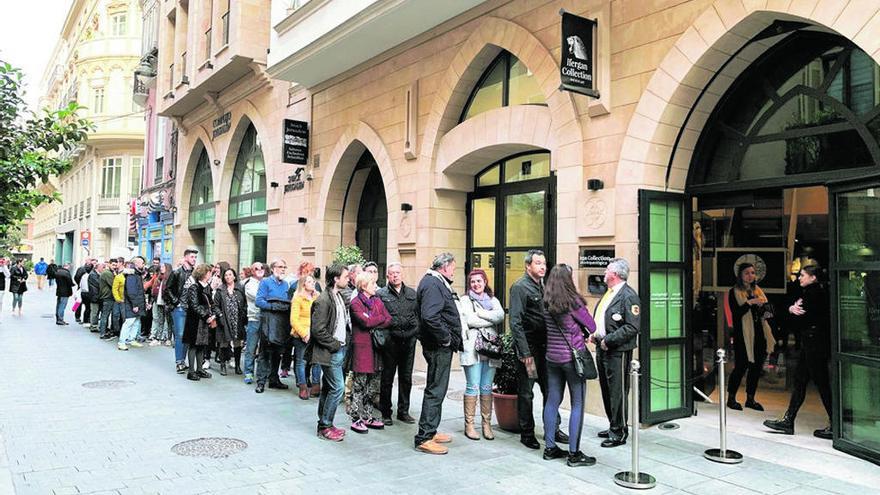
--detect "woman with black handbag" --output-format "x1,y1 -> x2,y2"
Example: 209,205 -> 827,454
542,264 -> 597,467
459,269 -> 505,440
183,264 -> 217,382
348,272 -> 391,433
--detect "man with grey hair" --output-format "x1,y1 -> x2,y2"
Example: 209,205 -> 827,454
414,252 -> 464,454
591,257 -> 641,448
377,261 -> 419,425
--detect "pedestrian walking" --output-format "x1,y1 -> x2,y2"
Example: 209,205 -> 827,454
541,264 -> 597,466
593,258 -> 641,448
347,272 -> 391,434
9,259 -> 28,316
118,257 -> 147,350
54,263 -> 74,325
254,260 -> 292,393
241,262 -> 265,384
0,258 -> 10,318
414,252 -> 464,455
149,263 -> 173,346
164,248 -> 198,374
310,264 -> 351,442
377,262 -> 419,425
214,267 -> 246,376
290,274 -> 321,399
98,259 -> 118,339
46,259 -> 57,288
459,269 -> 505,441
183,263 -> 217,381
34,257 -> 47,290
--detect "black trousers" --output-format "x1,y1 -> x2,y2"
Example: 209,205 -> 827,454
379,336 -> 417,418
76,293 -> 91,323
280,339 -> 294,371
414,346 -> 452,446
516,344 -> 561,437
256,337 -> 284,386
728,331 -> 766,399
597,346 -> 632,442
787,333 -> 832,421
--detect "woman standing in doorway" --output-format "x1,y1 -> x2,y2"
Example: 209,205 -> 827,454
726,263 -> 776,411
9,259 -> 28,316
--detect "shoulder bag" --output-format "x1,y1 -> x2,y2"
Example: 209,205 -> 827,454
551,313 -> 598,381
469,300 -> 503,359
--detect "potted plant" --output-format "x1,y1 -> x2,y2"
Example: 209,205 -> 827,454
492,331 -> 520,431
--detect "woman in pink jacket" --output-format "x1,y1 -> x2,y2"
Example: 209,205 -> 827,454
348,271 -> 392,433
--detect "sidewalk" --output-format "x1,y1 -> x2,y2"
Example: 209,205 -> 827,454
0,285 -> 878,494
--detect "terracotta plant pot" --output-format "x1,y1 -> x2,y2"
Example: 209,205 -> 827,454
492,391 -> 520,432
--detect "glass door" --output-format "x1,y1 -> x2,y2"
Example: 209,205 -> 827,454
830,179 -> 880,464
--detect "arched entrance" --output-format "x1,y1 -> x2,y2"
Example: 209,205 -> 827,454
188,149 -> 215,263
341,150 -> 387,278
228,123 -> 268,270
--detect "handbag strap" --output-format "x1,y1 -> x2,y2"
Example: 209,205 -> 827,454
550,312 -> 578,354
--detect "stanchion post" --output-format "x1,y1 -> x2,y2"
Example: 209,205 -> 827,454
614,360 -> 656,490
704,349 -> 743,464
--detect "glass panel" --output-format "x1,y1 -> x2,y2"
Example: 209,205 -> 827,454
837,189 -> 880,263
840,360 -> 880,452
504,250 -> 529,307
649,200 -> 682,262
740,131 -> 872,180
478,165 -> 500,187
506,192 -> 545,246
463,57 -> 505,121
190,151 -> 212,207
508,56 -> 545,106
469,250 -> 497,296
471,197 -> 496,248
204,227 -> 215,264
504,153 -> 550,183
650,344 -> 683,412
253,195 -> 266,215
850,49 -> 879,115
650,269 -> 684,339
755,96 -> 845,137
838,270 -> 880,359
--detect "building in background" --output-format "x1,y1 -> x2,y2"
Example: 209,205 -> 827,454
32,0 -> 145,266
133,0 -> 174,264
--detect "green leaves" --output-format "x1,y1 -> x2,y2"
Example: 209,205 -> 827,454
0,60 -> 92,244
332,245 -> 365,266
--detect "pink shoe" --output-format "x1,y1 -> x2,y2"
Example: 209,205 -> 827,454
330,426 -> 346,438
318,427 -> 344,442
365,418 -> 385,430
350,420 -> 368,434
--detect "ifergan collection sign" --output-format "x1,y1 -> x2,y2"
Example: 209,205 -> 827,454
560,11 -> 598,98
283,119 -> 309,165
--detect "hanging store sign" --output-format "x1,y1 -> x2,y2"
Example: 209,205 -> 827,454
212,112 -> 231,139
283,119 -> 309,165
559,11 -> 599,98
284,167 -> 305,193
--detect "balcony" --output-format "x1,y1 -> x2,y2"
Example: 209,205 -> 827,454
98,196 -> 122,211
77,37 -> 141,62
267,0 -> 486,87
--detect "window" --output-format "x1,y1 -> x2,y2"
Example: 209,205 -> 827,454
101,158 -> 122,198
205,29 -> 212,61
229,124 -> 267,222
130,157 -> 142,196
221,0 -> 230,46
460,51 -> 545,122
110,13 -> 127,36
92,88 -> 104,113
189,150 -> 215,227
154,157 -> 164,183
180,52 -> 187,83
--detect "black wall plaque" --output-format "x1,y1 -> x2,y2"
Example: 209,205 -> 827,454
283,119 -> 309,165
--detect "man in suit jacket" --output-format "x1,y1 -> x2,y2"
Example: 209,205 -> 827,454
591,257 -> 641,448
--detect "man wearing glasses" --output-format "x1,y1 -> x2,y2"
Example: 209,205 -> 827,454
242,262 -> 266,384
254,259 -> 292,393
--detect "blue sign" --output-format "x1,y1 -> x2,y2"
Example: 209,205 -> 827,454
81,239 -> 89,247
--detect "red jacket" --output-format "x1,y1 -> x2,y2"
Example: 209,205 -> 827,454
349,293 -> 391,373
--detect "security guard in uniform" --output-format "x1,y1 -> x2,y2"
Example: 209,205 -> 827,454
592,257 -> 641,448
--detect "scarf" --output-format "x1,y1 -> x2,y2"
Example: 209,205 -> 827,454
732,285 -> 775,363
468,290 -> 493,310
356,291 -> 374,311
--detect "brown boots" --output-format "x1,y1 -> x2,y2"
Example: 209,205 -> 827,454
464,396 -> 480,440
480,394 -> 494,440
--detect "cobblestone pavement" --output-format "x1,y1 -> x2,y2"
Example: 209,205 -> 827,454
1,287 -> 879,495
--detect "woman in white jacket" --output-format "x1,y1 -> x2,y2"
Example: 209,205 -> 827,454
459,269 -> 505,441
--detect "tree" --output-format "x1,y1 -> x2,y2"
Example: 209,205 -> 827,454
0,61 -> 91,244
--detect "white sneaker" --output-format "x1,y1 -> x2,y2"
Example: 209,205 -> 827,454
202,360 -> 211,370
148,339 -> 160,347
83,323 -> 90,328
117,343 -> 129,351
129,341 -> 143,348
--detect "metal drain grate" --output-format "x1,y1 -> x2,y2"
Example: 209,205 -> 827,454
446,390 -> 464,401
171,438 -> 248,458
82,380 -> 136,389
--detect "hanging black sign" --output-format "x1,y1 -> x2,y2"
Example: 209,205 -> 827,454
559,11 -> 598,98
283,119 -> 309,165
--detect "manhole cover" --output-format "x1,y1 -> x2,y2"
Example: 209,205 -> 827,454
446,390 -> 464,401
412,375 -> 426,386
658,422 -> 680,431
82,380 -> 136,389
171,438 -> 248,458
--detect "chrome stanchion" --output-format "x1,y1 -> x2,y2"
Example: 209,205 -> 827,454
614,360 -> 656,490
704,349 -> 743,464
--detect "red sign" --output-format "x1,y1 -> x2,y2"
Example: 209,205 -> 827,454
81,230 -> 91,242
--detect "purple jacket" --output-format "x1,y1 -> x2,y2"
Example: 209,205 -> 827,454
544,304 -> 596,364
349,293 -> 392,373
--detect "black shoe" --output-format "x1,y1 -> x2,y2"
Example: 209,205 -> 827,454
726,398 -> 743,411
235,364 -> 243,375
186,371 -> 200,381
220,363 -> 228,376
763,414 -> 794,435
555,430 -> 570,444
56,322 -> 65,326
382,417 -> 394,427
255,383 -> 265,393
268,381 -> 289,390
543,446 -> 567,460
100,334 -> 114,340
89,329 -> 99,333
520,436 -> 540,450
176,363 -> 188,374
597,429 -> 610,438
813,426 -> 833,439
397,413 -> 416,424
197,370 -> 212,379
745,398 -> 764,411
601,438 -> 626,448
567,451 -> 597,467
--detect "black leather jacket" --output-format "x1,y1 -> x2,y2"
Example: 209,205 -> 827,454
163,264 -> 193,309
377,283 -> 419,339
509,274 -> 547,358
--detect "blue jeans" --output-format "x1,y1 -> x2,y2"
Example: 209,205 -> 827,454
463,358 -> 496,396
12,293 -> 23,310
112,302 -> 123,334
544,360 -> 586,453
49,278 -> 55,286
55,296 -> 69,323
293,338 -> 321,386
120,317 -> 141,345
171,306 -> 187,364
243,320 -> 260,376
318,345 -> 347,428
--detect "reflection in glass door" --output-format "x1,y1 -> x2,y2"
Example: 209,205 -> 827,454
831,181 -> 880,464
466,152 -> 554,309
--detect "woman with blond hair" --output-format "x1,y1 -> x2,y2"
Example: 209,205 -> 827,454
348,271 -> 391,433
290,274 -> 322,399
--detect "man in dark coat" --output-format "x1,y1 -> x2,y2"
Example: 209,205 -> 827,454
87,264 -> 102,331
46,259 -> 58,287
377,262 -> 420,425
254,259 -> 292,393
165,248 -> 197,373
54,263 -> 75,325
118,257 -> 147,351
414,253 -> 463,455
592,257 -> 641,448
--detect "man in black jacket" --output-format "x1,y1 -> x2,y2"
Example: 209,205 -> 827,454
118,257 -> 147,351
592,257 -> 640,448
377,262 -> 419,425
509,249 -> 567,450
165,248 -> 197,373
54,263 -> 75,325
47,259 -> 58,287
414,253 -> 463,455
87,263 -> 102,331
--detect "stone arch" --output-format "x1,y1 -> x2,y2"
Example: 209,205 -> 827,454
315,121 -> 399,262
422,16 -> 581,179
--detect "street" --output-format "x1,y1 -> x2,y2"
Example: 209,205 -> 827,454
1,286 -> 878,495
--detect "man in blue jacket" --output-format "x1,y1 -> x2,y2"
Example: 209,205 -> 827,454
254,259 -> 292,393
118,256 -> 146,351
34,258 -> 47,290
